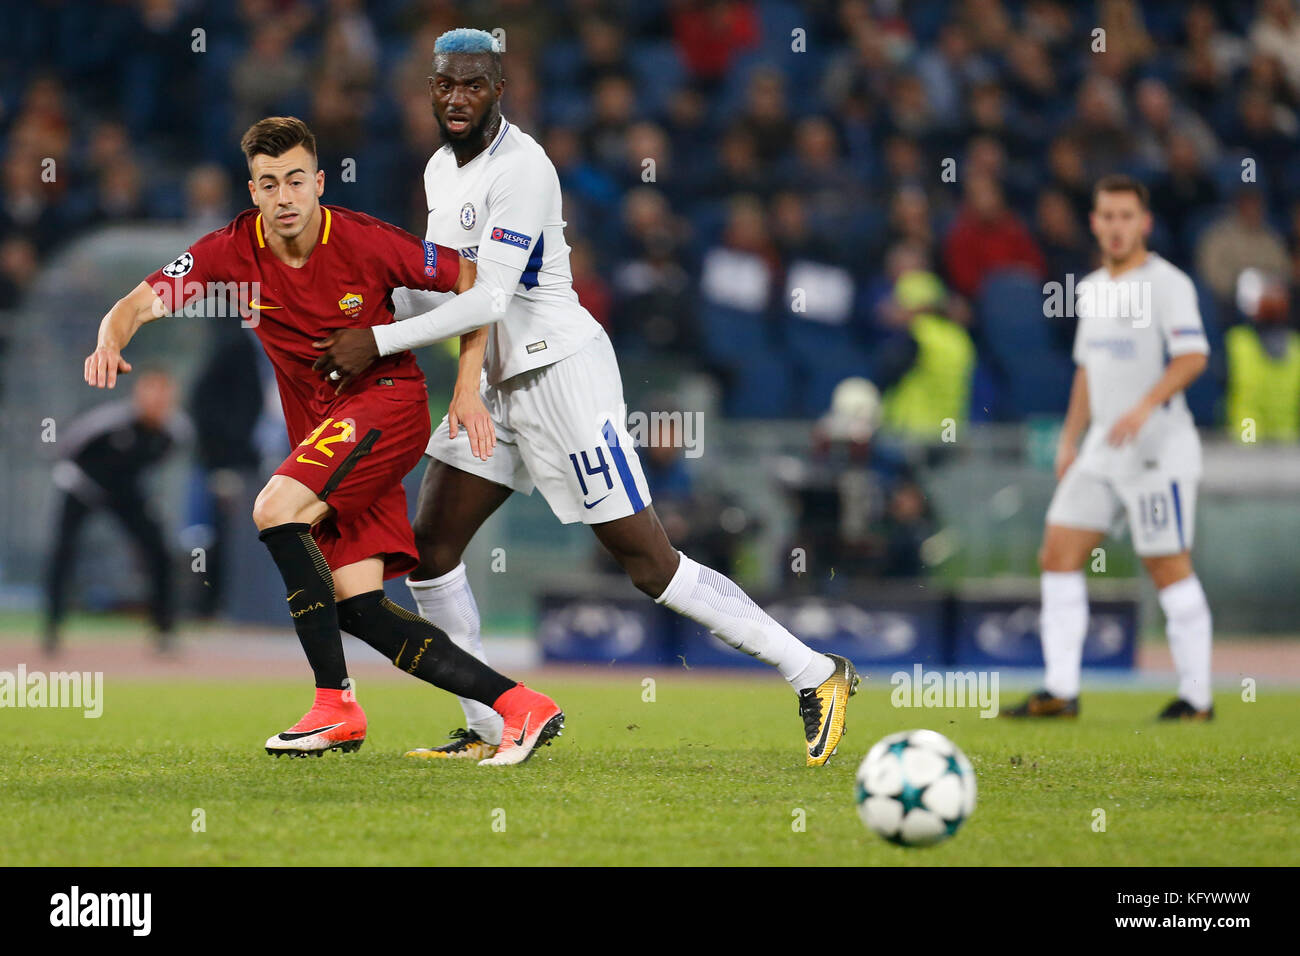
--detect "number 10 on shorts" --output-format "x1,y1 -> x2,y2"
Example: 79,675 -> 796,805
1136,491 -> 1169,533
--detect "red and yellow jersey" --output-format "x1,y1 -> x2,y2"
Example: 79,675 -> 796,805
144,204 -> 461,444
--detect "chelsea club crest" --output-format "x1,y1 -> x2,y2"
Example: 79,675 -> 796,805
460,202 -> 476,229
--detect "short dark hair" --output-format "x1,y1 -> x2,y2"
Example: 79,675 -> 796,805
240,116 -> 317,172
1092,174 -> 1149,210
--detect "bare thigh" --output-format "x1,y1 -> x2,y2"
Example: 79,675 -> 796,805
1039,524 -> 1106,573
251,474 -> 333,531
409,459 -> 514,580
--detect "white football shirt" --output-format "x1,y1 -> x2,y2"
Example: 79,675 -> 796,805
1072,252 -> 1209,476
375,117 -> 601,384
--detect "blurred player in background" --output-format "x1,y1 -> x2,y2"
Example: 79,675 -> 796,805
44,371 -> 190,655
313,29 -> 859,767
1005,176 -> 1215,721
187,324 -> 264,618
83,116 -> 564,765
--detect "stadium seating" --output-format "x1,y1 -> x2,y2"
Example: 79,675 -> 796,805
2,0 -> 1293,436
1185,281 -> 1225,426
779,317 -> 872,416
977,270 -> 1074,419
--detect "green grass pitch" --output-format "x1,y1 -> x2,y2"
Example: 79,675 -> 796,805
3,677 -> 1297,866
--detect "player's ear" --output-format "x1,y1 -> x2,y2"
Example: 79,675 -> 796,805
315,167 -> 325,196
247,179 -> 257,206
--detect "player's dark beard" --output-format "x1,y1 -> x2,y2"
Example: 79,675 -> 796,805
437,106 -> 501,161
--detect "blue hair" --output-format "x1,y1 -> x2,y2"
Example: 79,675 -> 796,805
434,28 -> 501,55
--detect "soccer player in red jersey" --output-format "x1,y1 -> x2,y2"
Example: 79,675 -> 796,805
81,117 -> 562,765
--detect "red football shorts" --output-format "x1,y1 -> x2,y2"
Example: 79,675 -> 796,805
274,385 -> 431,579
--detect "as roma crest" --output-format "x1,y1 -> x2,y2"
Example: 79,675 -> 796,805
338,292 -> 364,317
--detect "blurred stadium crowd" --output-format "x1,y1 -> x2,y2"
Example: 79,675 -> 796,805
3,0 -> 1300,435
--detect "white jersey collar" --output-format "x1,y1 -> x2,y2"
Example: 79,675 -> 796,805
443,115 -> 511,168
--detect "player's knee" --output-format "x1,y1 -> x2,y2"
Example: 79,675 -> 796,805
620,551 -> 677,599
410,512 -> 445,551
413,533 -> 464,579
1145,555 -> 1194,590
627,565 -> 666,598
252,478 -> 327,530
251,487 -> 298,531
1038,539 -> 1075,573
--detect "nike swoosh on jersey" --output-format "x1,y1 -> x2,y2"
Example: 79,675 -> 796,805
809,687 -> 838,758
248,300 -> 283,310
583,494 -> 612,509
296,454 -> 329,467
277,723 -> 344,741
286,590 -> 303,602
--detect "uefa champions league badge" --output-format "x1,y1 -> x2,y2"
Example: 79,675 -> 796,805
161,252 -> 193,277
460,202 -> 476,229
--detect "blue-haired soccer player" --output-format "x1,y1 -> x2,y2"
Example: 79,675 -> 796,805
312,28 -> 860,766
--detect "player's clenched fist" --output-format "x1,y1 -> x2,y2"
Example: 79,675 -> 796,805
312,327 -> 379,393
84,346 -> 132,389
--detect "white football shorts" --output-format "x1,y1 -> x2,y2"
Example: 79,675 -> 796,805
1046,464 -> 1198,556
425,328 -> 652,525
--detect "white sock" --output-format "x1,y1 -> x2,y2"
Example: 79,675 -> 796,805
407,564 -> 504,745
656,551 -> 833,691
1041,570 -> 1088,700
1158,575 -> 1213,711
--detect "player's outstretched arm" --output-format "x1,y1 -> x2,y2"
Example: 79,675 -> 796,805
371,253 -> 521,357
313,253 -> 480,393
84,280 -> 169,389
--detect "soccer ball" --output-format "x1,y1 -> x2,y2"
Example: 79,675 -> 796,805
855,729 -> 976,846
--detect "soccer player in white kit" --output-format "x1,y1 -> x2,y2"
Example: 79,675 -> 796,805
312,29 -> 859,765
1004,175 -> 1215,721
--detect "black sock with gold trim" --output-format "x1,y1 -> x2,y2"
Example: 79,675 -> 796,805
337,590 -> 515,704
258,522 -> 348,690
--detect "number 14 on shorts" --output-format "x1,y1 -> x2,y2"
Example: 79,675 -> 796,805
569,447 -> 613,507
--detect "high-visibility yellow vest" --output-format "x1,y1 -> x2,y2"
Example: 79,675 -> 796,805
882,313 -> 975,438
1225,325 -> 1300,441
